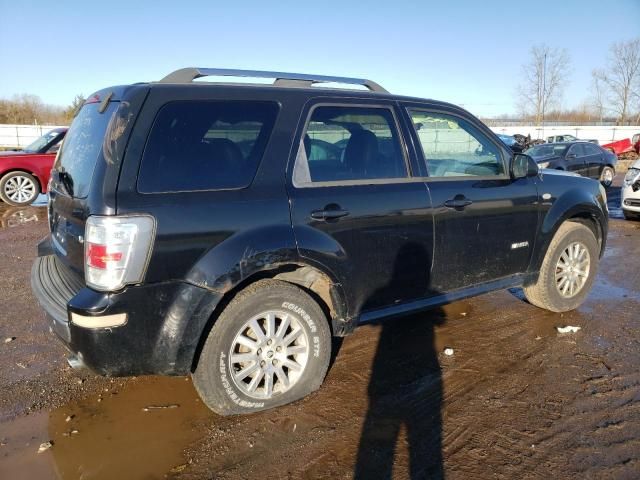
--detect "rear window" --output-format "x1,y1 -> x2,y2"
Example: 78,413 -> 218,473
584,143 -> 601,155
138,101 -> 278,193
55,101 -> 119,198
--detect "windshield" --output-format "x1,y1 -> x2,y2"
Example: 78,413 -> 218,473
497,134 -> 516,146
526,144 -> 568,160
54,102 -> 118,198
24,129 -> 62,153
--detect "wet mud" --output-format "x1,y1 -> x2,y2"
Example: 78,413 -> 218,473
0,179 -> 639,479
1,377 -> 209,480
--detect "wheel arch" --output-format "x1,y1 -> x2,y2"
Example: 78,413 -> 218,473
187,260 -> 351,373
529,187 -> 607,278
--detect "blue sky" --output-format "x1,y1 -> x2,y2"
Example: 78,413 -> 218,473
0,0 -> 638,117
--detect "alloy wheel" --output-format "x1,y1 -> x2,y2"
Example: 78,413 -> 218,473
555,241 -> 591,298
229,310 -> 309,399
4,175 -> 37,204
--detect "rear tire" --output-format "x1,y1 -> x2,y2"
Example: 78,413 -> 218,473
600,166 -> 614,187
0,172 -> 40,206
524,222 -> 599,312
193,279 -> 332,416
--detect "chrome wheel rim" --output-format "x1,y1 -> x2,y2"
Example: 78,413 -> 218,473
603,168 -> 613,185
229,310 -> 309,400
555,241 -> 590,298
4,176 -> 36,203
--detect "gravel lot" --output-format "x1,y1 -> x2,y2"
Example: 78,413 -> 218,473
0,178 -> 638,479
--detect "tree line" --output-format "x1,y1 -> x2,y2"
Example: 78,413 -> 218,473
518,38 -> 640,125
0,94 -> 85,125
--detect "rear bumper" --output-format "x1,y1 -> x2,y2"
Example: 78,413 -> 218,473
30,253 -> 83,344
31,252 -> 222,376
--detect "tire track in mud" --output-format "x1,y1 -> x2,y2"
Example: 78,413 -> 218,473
180,218 -> 640,479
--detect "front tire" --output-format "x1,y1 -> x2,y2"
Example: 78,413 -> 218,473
193,279 -> 332,416
524,222 -> 599,312
0,172 -> 40,206
600,166 -> 615,187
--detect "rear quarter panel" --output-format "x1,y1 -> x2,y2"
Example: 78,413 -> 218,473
116,85 -> 307,287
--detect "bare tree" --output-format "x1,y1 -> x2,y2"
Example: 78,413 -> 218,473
597,38 -> 640,125
0,94 -> 68,125
518,45 -> 571,125
590,69 -> 608,124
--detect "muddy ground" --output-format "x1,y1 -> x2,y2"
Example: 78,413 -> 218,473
0,180 -> 638,480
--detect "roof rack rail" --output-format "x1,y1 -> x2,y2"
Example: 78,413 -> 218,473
158,68 -> 388,93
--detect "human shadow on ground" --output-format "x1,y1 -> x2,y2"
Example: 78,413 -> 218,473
355,242 -> 446,479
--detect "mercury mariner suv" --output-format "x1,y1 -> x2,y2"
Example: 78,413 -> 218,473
31,68 -> 609,415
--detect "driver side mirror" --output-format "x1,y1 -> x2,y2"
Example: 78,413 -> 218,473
510,153 -> 539,179
566,153 -> 577,159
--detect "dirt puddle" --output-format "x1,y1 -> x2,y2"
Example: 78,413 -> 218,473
0,376 -> 212,479
0,193 -> 47,230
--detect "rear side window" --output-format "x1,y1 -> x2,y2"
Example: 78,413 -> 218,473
584,143 -> 601,155
293,106 -> 407,185
55,102 -> 119,198
138,101 -> 278,193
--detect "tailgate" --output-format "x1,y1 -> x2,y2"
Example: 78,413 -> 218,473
48,100 -> 120,273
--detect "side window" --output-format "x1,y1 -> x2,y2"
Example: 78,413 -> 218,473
293,106 -> 407,185
584,143 -> 600,156
568,144 -> 585,157
138,101 -> 278,193
408,110 -> 505,178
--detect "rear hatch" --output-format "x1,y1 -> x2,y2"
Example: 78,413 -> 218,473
48,98 -> 121,275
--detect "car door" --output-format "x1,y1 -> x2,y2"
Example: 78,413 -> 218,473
583,143 -> 604,179
287,100 -> 434,314
403,105 -> 540,292
565,144 -> 588,176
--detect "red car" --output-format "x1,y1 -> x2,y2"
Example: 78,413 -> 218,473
0,128 -> 67,206
602,138 -> 633,155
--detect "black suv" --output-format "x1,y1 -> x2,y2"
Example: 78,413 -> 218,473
32,68 -> 608,415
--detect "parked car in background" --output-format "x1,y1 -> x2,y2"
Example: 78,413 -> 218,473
525,141 -> 617,187
497,134 -> 525,153
547,134 -> 599,144
632,133 -> 640,154
622,159 -> 640,220
601,138 -> 634,155
0,127 -> 67,206
513,133 -> 544,148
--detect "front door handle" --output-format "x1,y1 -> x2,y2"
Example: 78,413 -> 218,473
311,205 -> 350,221
444,196 -> 473,210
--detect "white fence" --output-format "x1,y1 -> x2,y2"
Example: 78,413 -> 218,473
488,125 -> 640,145
0,124 -> 68,149
1,123 -> 639,150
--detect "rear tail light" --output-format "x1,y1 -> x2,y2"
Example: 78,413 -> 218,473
84,215 -> 156,291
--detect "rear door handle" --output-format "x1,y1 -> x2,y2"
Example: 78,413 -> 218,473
444,197 -> 473,209
311,207 -> 350,221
